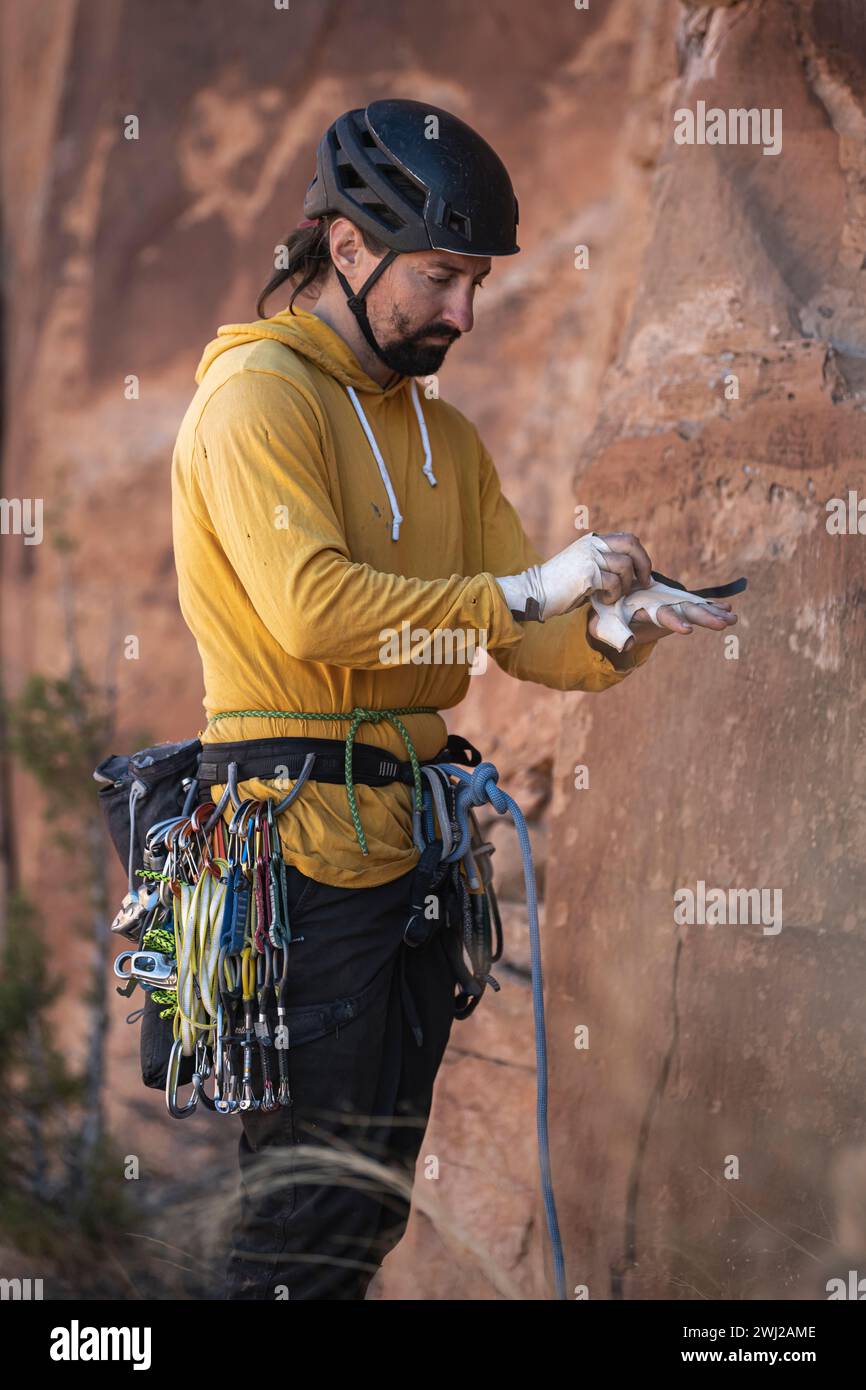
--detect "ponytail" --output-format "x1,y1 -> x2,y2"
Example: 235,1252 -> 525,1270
255,216 -> 390,319
256,218 -> 332,319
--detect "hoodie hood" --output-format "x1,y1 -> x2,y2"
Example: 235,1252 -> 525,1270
194,306 -> 436,542
194,305 -> 410,399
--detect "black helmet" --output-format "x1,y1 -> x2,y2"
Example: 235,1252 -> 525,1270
303,99 -> 519,364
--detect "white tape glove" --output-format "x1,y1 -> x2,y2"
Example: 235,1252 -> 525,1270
496,532 -> 612,622
590,578 -> 723,653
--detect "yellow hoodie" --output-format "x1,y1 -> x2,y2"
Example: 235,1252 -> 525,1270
170,306 -> 652,888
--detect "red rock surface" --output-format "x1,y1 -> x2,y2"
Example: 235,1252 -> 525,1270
539,0 -> 866,1302
1,0 -> 863,1300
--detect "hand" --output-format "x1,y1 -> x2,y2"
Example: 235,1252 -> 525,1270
592,531 -> 653,604
496,528 -> 652,622
588,597 -> 738,651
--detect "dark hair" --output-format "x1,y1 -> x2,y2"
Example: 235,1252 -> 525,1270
256,214 -> 389,319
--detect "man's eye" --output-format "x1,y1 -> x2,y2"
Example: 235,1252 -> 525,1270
426,274 -> 485,288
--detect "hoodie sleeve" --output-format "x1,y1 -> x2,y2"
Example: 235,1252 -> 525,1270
191,370 -> 526,669
477,434 -> 655,691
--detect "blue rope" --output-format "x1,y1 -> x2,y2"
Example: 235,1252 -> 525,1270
423,759 -> 567,1301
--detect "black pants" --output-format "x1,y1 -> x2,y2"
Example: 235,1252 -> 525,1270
224,863 -> 456,1300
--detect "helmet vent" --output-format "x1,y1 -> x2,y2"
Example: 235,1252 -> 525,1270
339,163 -> 367,191
364,199 -> 407,233
382,166 -> 425,209
445,207 -> 471,240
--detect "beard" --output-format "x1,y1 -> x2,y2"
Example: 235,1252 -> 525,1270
373,306 -> 460,376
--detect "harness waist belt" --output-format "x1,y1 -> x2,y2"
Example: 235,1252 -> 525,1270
198,733 -> 482,791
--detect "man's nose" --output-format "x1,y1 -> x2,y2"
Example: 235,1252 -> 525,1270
441,286 -> 475,335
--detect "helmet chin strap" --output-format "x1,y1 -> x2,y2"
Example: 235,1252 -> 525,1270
334,251 -> 401,370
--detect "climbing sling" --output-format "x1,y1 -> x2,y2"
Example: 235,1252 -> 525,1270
94,705 -> 567,1300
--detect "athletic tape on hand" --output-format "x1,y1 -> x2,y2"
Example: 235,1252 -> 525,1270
546,531 -> 612,618
496,531 -> 612,622
589,579 -> 718,653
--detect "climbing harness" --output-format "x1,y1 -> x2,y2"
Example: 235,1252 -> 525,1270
205,705 -> 438,856
96,706 -> 567,1299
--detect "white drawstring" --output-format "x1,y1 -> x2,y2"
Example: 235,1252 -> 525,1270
346,379 -> 437,542
410,379 -> 437,487
346,385 -> 403,540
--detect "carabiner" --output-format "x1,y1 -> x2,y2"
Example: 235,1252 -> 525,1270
163,818 -> 189,852
214,982 -> 241,1114
228,797 -> 257,838
203,782 -> 233,835
166,1037 -> 198,1118
191,1040 -> 217,1111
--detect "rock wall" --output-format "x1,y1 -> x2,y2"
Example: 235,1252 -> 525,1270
541,0 -> 866,1301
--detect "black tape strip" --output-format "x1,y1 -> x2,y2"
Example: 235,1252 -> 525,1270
650,570 -> 748,600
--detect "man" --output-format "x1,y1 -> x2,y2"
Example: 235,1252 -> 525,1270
170,99 -> 737,1300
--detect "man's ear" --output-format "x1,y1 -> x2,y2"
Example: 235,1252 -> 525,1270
329,218 -> 365,276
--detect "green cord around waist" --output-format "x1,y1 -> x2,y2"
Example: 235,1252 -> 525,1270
205,705 -> 439,857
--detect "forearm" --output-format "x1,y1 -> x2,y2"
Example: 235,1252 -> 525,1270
494,600 -> 654,690
279,555 -> 524,668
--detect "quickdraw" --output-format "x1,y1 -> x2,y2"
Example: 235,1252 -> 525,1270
112,778 -> 307,1124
